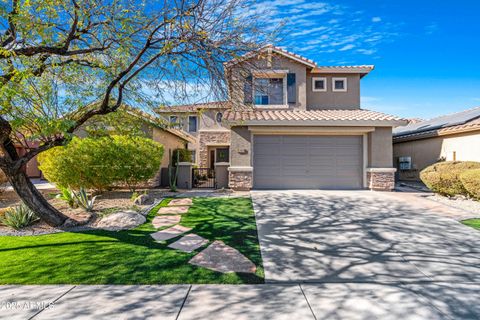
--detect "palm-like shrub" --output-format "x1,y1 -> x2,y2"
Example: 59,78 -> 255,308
56,186 -> 77,208
0,203 -> 39,230
73,188 -> 97,212
420,161 -> 480,196
459,169 -> 480,200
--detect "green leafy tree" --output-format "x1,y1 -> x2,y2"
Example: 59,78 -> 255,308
0,0 -> 273,226
38,135 -> 164,192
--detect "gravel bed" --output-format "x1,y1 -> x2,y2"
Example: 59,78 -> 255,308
425,194 -> 480,219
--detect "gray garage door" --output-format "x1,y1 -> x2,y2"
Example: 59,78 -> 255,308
253,135 -> 363,189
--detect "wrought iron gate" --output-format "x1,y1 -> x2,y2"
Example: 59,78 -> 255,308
192,168 -> 216,188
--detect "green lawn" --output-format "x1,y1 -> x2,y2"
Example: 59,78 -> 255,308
462,218 -> 480,230
0,197 -> 264,284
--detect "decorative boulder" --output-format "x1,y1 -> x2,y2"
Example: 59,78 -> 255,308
133,194 -> 152,205
96,210 -> 146,231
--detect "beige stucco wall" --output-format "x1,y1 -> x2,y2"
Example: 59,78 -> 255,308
157,109 -> 230,164
368,127 -> 393,168
393,130 -> 480,180
230,126 -> 252,167
152,128 -> 186,168
306,73 -> 361,109
228,53 -> 308,110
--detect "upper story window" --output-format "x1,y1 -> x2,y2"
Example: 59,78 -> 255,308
188,115 -> 198,132
312,77 -> 327,92
254,77 -> 286,106
216,112 -> 223,123
332,77 -> 347,92
169,115 -> 181,128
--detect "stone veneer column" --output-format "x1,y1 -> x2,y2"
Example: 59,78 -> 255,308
228,167 -> 253,191
198,130 -> 231,168
366,168 -> 396,191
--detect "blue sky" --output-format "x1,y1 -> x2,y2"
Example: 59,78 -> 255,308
248,0 -> 480,119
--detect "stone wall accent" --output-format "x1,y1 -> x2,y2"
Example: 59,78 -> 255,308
228,171 -> 253,191
198,130 -> 231,168
367,170 -> 395,191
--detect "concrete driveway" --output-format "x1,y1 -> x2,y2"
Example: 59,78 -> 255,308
251,190 -> 480,318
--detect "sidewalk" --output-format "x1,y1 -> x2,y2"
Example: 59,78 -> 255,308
2,282 -> 478,319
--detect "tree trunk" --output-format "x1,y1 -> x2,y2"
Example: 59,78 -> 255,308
7,169 -> 69,227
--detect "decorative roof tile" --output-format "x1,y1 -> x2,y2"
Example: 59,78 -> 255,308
223,109 -> 406,125
155,101 -> 231,113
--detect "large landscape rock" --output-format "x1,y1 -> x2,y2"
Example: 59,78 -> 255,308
96,210 -> 146,231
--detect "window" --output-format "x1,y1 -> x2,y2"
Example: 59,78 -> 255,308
169,115 -> 181,128
332,77 -> 347,92
188,115 -> 197,132
216,112 -> 223,123
254,77 -> 285,106
216,147 -> 229,163
312,77 -> 326,92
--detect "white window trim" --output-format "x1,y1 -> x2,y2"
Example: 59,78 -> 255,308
312,77 -> 327,92
253,74 -> 288,108
188,115 -> 198,132
332,77 -> 347,92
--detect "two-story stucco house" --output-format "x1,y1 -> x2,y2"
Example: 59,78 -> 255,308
157,45 -> 407,191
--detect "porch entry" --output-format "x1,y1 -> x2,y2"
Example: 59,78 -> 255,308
209,147 -> 230,169
193,146 -> 230,189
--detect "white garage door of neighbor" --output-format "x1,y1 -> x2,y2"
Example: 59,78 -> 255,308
253,135 -> 363,189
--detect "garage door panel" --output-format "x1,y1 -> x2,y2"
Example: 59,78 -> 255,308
253,135 -> 363,189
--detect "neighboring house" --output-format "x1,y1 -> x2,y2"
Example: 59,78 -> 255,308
15,140 -> 42,178
393,107 -> 480,181
159,44 -> 407,191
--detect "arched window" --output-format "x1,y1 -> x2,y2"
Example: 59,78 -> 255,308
216,112 -> 223,123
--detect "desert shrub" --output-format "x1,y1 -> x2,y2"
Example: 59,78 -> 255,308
171,148 -> 192,165
420,161 -> 480,196
460,169 -> 480,200
73,187 -> 97,212
0,203 -> 39,230
56,186 -> 77,208
38,136 -> 163,192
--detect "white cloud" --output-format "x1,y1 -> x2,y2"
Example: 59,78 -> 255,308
372,17 -> 382,22
339,44 -> 355,51
356,48 -> 376,55
291,26 -> 328,36
425,22 -> 438,35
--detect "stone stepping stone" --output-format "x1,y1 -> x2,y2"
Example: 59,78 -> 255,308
150,225 -> 192,241
168,233 -> 209,253
189,240 -> 256,273
158,206 -> 189,215
152,215 -> 181,229
168,198 -> 193,206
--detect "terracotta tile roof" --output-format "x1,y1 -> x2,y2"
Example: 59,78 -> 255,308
155,101 -> 230,113
223,109 -> 406,124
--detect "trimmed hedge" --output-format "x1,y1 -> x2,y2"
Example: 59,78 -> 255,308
38,135 -> 164,192
460,169 -> 480,200
420,161 -> 480,197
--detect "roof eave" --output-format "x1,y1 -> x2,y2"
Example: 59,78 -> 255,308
228,119 -> 407,127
